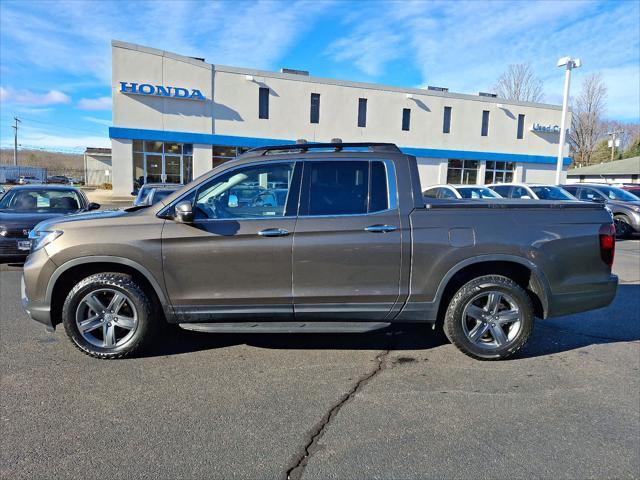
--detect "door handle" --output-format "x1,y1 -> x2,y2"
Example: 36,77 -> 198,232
258,228 -> 290,237
365,224 -> 397,233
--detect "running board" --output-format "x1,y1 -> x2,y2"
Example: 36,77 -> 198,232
178,321 -> 391,333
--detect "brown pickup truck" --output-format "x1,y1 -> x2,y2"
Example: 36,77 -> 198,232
22,142 -> 617,360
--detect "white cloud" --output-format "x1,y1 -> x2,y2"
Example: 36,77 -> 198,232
82,116 -> 112,127
326,0 -> 640,120
0,87 -> 71,106
78,96 -> 112,110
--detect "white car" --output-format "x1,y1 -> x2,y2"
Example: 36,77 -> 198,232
487,183 -> 576,201
423,184 -> 503,199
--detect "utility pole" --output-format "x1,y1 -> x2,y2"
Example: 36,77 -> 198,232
12,117 -> 21,166
607,130 -> 622,162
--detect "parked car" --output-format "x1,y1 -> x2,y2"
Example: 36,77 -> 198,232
18,176 -> 41,185
423,184 -> 502,199
46,175 -> 71,185
488,183 -> 576,201
21,142 -> 617,361
563,183 -> 640,238
619,184 -> 640,197
132,183 -> 182,206
0,185 -> 99,262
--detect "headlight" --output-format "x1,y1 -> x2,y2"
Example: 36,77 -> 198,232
28,229 -> 63,252
0,225 -> 7,237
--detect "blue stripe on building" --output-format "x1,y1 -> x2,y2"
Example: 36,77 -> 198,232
109,127 -> 572,166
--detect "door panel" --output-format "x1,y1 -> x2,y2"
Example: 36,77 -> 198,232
292,159 -> 402,320
292,211 -> 402,319
164,155 -> 182,184
161,161 -> 300,320
145,154 -> 163,183
162,218 -> 296,310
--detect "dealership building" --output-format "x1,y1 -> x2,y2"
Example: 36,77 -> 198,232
109,40 -> 570,197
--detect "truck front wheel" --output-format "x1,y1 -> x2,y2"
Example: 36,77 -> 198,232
443,275 -> 534,360
62,273 -> 154,359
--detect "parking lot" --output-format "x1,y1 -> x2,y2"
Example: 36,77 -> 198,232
1,239 -> 638,479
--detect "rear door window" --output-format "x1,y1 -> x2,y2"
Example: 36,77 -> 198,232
301,160 -> 393,216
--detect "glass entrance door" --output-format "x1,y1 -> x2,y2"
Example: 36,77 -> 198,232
145,155 -> 163,183
164,155 -> 182,184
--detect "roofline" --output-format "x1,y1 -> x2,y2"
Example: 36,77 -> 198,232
111,39 -> 563,111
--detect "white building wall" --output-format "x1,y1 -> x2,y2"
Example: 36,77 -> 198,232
522,163 -> 566,183
110,40 -> 571,192
416,157 -> 446,188
111,138 -> 133,196
193,144 -> 213,178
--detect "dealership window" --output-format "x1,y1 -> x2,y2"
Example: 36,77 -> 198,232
446,159 -> 478,184
212,145 -> 243,169
402,108 -> 411,131
484,161 -> 515,184
132,141 -> 193,189
358,98 -> 367,127
481,110 -> 490,136
259,87 -> 269,119
517,114 -> 525,139
310,93 -> 320,123
443,106 -> 452,134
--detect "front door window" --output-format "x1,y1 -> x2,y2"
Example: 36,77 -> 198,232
132,141 -> 193,187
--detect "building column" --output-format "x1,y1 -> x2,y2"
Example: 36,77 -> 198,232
111,138 -> 133,197
192,144 -> 211,178
437,159 -> 449,184
478,161 -> 487,185
514,164 -> 525,182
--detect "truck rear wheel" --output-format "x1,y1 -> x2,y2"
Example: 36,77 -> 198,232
62,273 -> 154,359
443,275 -> 534,360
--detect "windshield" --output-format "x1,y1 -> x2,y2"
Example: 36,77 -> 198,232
595,186 -> 639,201
457,187 -> 501,199
0,189 -> 83,212
530,186 -> 575,200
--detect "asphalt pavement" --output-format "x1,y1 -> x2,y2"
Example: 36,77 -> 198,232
1,240 -> 638,479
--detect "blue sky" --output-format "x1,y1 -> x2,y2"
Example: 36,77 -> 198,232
1,0 -> 638,152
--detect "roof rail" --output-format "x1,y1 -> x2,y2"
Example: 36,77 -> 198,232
241,142 -> 401,157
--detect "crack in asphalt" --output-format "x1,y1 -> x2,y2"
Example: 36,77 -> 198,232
285,349 -> 391,480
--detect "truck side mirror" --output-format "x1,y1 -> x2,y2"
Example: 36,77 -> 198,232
87,202 -> 101,211
174,200 -> 194,223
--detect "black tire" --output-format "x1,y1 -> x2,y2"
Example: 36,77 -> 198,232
62,273 -> 154,359
443,275 -> 534,360
614,215 -> 633,239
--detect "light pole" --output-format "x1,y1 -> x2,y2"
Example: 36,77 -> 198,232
555,57 -> 581,185
607,130 -> 622,162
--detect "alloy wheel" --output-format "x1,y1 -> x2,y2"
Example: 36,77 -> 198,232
75,288 -> 139,348
461,290 -> 523,350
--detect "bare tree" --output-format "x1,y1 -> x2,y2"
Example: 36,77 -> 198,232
569,73 -> 608,166
493,64 -> 544,102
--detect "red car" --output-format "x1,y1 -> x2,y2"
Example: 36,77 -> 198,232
619,184 -> 640,197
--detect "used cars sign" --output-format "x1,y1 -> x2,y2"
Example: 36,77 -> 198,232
119,82 -> 206,101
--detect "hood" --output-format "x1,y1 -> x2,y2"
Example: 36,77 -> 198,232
607,199 -> 640,209
32,208 -> 129,231
0,210 -> 78,233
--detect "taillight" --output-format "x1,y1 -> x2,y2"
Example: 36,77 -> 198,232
599,223 -> 615,267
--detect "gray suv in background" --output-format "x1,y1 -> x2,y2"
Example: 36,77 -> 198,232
563,183 -> 640,238
21,142 -> 617,360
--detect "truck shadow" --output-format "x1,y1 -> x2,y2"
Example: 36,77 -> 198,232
143,285 -> 639,359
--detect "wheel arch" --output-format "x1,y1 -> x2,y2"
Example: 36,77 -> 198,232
433,255 -> 550,323
47,256 -> 171,328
